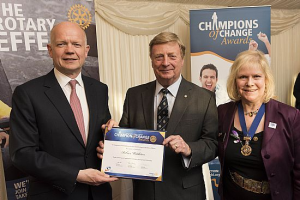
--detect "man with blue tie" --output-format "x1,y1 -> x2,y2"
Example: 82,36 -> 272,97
118,32 -> 218,200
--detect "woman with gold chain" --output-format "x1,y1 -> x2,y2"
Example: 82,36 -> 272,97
217,50 -> 300,200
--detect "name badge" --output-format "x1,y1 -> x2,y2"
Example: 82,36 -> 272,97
268,122 -> 277,129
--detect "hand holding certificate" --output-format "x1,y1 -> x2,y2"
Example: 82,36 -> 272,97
101,128 -> 165,181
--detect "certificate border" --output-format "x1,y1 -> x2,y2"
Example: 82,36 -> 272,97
101,127 -> 165,182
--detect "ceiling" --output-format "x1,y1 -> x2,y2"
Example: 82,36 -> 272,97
124,0 -> 300,9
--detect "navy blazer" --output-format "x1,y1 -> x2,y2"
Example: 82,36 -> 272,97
10,70 -> 112,200
217,99 -> 300,200
120,78 -> 218,200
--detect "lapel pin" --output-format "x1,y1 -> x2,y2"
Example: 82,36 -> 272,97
268,122 -> 277,129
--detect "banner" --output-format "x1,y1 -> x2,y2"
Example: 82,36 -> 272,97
190,6 -> 271,200
0,0 -> 99,199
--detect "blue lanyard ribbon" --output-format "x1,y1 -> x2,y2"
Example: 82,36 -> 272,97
238,102 -> 265,139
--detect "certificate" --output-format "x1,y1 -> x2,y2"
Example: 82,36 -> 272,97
101,127 -> 165,181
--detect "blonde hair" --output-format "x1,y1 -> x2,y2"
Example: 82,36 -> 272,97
149,32 -> 185,58
227,50 -> 275,103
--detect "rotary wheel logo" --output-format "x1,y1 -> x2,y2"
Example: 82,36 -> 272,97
68,4 -> 92,30
150,136 -> 157,143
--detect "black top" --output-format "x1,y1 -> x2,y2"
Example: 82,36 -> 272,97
223,127 -> 271,200
293,72 -> 300,110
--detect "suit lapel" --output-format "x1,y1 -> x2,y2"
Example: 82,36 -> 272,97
141,81 -> 155,130
262,99 -> 277,147
225,102 -> 237,134
44,70 -> 86,148
223,102 -> 237,147
167,78 -> 190,136
82,76 -> 97,148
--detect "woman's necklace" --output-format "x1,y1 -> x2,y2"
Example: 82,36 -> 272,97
238,103 -> 265,156
244,109 -> 259,117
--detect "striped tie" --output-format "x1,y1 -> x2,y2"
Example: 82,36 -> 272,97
69,80 -> 87,145
157,88 -> 169,131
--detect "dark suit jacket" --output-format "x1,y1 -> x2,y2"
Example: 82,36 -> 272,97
9,70 -> 112,200
218,99 -> 300,200
120,78 -> 218,200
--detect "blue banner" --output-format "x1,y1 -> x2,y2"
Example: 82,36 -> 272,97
190,6 -> 270,60
105,128 -> 165,145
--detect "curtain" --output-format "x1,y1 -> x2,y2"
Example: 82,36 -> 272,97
124,0 -> 300,10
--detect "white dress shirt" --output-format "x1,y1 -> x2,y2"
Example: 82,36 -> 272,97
154,76 -> 191,167
54,68 -> 90,140
154,75 -> 181,129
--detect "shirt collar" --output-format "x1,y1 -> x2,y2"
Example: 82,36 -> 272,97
54,68 -> 84,88
155,75 -> 182,97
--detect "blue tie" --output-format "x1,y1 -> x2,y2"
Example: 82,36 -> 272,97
157,88 -> 169,131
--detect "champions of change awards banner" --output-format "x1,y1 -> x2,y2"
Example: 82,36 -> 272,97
0,1 -> 99,199
190,6 -> 270,200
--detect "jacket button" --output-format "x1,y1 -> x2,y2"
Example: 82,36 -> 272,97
275,191 -> 279,195
270,173 -> 275,177
264,154 -> 270,159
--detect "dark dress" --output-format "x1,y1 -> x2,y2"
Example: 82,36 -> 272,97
223,127 -> 271,200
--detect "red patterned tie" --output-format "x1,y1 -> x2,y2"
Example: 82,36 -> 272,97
69,80 -> 87,145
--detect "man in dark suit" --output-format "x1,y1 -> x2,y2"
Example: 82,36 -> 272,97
119,32 -> 218,200
9,21 -> 117,200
